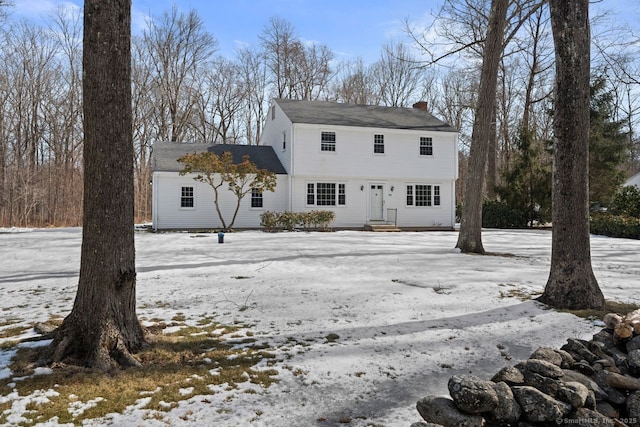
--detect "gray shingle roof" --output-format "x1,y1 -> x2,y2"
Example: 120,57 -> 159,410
152,143 -> 287,174
274,99 -> 458,132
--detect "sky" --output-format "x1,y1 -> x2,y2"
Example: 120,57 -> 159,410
1,227 -> 639,425
9,0 -> 638,67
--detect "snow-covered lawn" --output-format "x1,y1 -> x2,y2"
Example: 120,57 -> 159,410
1,228 -> 639,426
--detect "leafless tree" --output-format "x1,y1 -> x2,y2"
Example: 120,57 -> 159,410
538,0 -> 605,310
371,42 -> 424,107
236,47 -> 269,145
259,16 -> 335,101
456,0 -> 509,254
142,6 -> 217,142
331,58 -> 378,105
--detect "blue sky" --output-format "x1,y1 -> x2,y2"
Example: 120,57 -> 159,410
9,0 -> 640,65
10,0 -> 438,63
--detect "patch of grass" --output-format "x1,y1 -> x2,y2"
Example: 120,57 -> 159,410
499,287 -> 542,301
561,299 -> 640,320
171,312 -> 186,322
0,318 -> 22,327
0,321 -> 278,426
0,325 -> 30,339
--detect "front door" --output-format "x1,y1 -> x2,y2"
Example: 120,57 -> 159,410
369,184 -> 384,220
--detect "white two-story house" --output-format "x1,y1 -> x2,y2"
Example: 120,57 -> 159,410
151,98 -> 459,230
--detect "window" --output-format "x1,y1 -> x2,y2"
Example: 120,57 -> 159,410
307,183 -> 315,205
317,183 -> 335,205
251,188 -> 263,208
307,182 -> 346,206
321,131 -> 336,152
420,137 -> 433,156
374,134 -> 385,154
181,186 -> 194,208
282,132 -> 286,150
271,105 -> 276,120
406,184 -> 440,207
338,184 -> 346,205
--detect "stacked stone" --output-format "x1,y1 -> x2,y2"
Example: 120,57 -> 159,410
412,313 -> 640,426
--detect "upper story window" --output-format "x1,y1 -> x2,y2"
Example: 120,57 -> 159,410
374,134 -> 385,154
321,131 -> 336,152
271,105 -> 276,120
282,131 -> 286,151
406,184 -> 440,207
181,186 -> 194,208
251,188 -> 263,208
420,137 -> 433,156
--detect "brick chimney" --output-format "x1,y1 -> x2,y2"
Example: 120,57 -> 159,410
412,101 -> 428,111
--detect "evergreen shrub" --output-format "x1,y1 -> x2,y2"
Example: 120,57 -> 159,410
482,199 -> 528,229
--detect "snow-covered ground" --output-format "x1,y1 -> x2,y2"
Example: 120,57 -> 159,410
1,227 -> 639,426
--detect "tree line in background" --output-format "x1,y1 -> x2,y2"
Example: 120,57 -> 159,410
1,1 -> 639,227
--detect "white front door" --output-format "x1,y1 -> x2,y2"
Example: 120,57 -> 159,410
369,184 -> 384,220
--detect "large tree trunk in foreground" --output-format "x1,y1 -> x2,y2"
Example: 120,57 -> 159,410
47,0 -> 145,370
538,0 -> 604,310
456,0 -> 508,254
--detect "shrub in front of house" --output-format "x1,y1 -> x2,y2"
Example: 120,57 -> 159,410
590,212 -> 640,239
260,210 -> 335,232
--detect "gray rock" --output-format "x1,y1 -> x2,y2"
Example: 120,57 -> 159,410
627,390 -> 640,420
627,336 -> 640,353
530,347 -> 563,367
595,401 -> 619,418
410,422 -> 443,427
592,329 -> 615,348
489,382 -> 521,423
555,348 -> 577,369
516,359 -> 565,379
572,360 -> 595,376
416,396 -> 485,427
491,366 -> 524,385
448,375 -> 498,414
628,349 -> 640,375
561,338 -> 599,365
512,386 -> 572,423
561,369 -> 608,400
522,371 -> 561,397
557,381 -> 589,409
570,408 -> 616,427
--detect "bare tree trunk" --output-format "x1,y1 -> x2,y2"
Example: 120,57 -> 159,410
538,0 -> 604,310
456,0 -> 509,254
46,0 -> 145,370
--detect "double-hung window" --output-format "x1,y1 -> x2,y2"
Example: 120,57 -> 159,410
181,186 -> 194,208
307,182 -> 346,206
406,184 -> 440,207
420,137 -> 433,156
374,134 -> 385,154
251,188 -> 263,208
321,131 -> 336,152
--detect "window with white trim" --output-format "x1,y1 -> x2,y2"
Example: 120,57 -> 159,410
374,134 -> 384,154
251,188 -> 263,208
406,184 -> 440,207
321,131 -> 336,152
181,186 -> 194,208
306,182 -> 346,206
420,137 -> 433,156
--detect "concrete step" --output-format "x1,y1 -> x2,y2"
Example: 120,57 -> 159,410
364,224 -> 402,232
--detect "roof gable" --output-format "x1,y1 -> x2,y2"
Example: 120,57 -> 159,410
152,143 -> 287,174
274,99 -> 458,133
